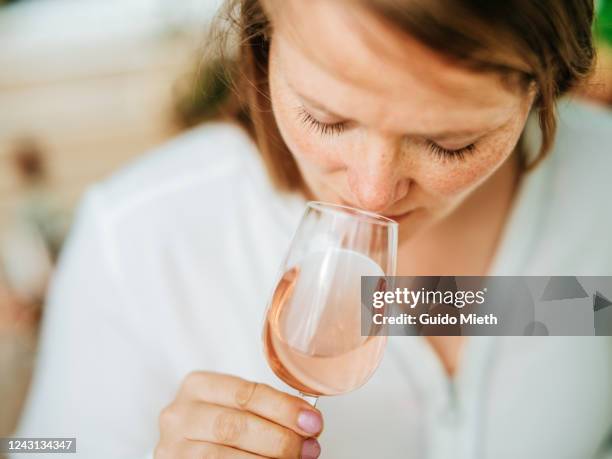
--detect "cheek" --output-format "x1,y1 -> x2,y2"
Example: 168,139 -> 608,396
273,101 -> 347,173
418,125 -> 521,199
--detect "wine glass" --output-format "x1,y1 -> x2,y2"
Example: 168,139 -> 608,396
262,201 -> 398,405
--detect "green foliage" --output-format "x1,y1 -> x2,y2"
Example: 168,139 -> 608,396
595,0 -> 612,44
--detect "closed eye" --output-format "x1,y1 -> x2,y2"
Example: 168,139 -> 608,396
426,142 -> 477,161
298,106 -> 478,161
297,107 -> 346,136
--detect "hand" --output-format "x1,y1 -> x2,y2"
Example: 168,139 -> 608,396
155,371 -> 323,458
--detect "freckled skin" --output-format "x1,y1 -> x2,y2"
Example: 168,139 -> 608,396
267,0 -> 535,252
266,0 -> 537,374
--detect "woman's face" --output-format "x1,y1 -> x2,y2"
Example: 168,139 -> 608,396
267,0 -> 535,239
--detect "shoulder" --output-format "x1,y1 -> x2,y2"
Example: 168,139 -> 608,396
544,98 -> 612,217
71,120 -> 303,274
86,120 -> 302,233
96,121 -> 261,217
519,98 -> 612,274
550,98 -> 612,176
555,98 -> 612,145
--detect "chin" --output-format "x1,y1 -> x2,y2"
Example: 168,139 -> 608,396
397,208 -> 432,240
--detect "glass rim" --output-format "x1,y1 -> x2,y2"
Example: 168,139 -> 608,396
306,201 -> 398,226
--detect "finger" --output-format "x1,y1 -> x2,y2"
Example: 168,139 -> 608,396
183,402 -> 315,459
179,440 -> 267,458
180,372 -> 323,437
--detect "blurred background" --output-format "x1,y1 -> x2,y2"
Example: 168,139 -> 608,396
0,0 -> 610,446
0,0 -> 225,440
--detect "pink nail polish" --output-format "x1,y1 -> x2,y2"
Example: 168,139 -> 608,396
301,438 -> 321,459
298,410 -> 322,434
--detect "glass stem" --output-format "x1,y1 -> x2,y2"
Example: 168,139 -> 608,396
299,392 -> 319,407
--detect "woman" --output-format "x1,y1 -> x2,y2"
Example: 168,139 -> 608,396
14,0 -> 612,458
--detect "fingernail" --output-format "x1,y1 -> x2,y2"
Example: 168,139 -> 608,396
297,410 -> 322,434
301,438 -> 321,459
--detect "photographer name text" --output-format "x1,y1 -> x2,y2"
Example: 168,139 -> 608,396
370,287 -> 498,326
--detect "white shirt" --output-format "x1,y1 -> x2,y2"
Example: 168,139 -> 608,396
14,98 -> 612,458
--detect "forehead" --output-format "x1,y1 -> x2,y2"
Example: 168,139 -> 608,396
270,0 -> 523,134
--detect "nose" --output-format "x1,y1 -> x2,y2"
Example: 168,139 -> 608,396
345,138 -> 409,212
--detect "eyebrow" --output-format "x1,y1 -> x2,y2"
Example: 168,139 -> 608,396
294,88 -> 494,140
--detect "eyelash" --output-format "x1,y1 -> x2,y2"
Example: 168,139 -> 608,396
426,142 -> 477,161
297,108 -> 477,161
298,108 -> 347,136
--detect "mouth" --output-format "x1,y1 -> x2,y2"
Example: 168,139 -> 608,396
381,208 -> 418,222
338,198 -> 415,220
385,209 -> 415,219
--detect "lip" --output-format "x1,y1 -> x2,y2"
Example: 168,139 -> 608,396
338,198 -> 415,219
386,210 -> 414,219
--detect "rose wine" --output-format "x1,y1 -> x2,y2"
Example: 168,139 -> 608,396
263,249 -> 387,396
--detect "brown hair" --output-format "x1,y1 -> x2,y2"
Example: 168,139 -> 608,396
186,0 -> 595,192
